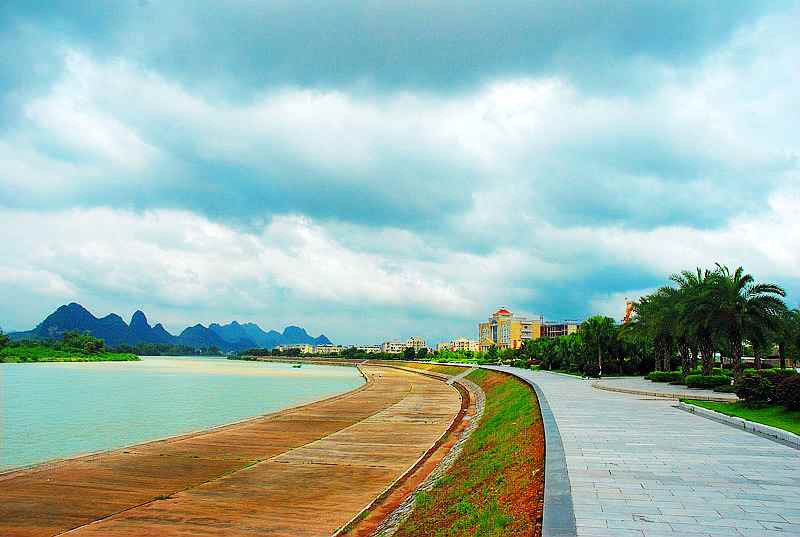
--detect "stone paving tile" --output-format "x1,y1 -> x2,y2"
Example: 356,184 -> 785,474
491,368 -> 800,537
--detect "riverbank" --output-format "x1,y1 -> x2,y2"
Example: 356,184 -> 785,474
0,365 -> 461,537
0,343 -> 137,363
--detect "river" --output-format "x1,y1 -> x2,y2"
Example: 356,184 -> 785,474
0,356 -> 363,471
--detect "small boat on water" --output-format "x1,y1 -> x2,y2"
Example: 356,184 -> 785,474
292,363 -> 302,368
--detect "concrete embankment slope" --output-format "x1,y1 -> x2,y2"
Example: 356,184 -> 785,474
0,365 -> 461,537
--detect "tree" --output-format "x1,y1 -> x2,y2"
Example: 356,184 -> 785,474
580,316 -> 617,377
775,308 -> 800,370
417,347 -> 428,360
672,268 -> 716,375
403,346 -> 416,360
703,265 -> 787,374
0,329 -> 9,350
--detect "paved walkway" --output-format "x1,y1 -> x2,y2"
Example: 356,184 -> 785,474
593,377 -> 738,402
0,366 -> 461,537
494,368 -> 800,537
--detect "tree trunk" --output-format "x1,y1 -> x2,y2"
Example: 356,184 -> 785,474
699,337 -> 714,376
731,337 -> 743,375
598,346 -> 602,377
690,347 -> 698,371
779,342 -> 786,370
678,343 -> 691,378
754,349 -> 762,370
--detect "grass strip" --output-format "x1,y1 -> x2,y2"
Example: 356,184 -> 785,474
393,369 -> 544,537
684,399 -> 800,436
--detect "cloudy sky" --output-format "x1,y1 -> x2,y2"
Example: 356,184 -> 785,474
2,1 -> 799,344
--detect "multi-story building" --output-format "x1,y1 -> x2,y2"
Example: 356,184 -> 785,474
540,321 -> 579,338
450,337 -> 480,352
405,336 -> 428,353
381,341 -> 406,354
314,344 -> 345,355
479,308 -> 542,351
277,343 -> 314,354
436,342 -> 451,352
356,345 -> 382,354
478,308 -> 580,350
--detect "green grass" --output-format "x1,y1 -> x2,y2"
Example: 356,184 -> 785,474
393,368 -> 543,536
0,344 -> 139,363
684,399 -> 800,436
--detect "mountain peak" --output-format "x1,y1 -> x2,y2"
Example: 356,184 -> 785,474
131,310 -> 148,326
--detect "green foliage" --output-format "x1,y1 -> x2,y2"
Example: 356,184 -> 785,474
416,347 -> 428,360
0,341 -> 138,363
624,264 -> 789,377
776,376 -> 800,410
0,329 -> 9,349
712,384 -> 737,393
685,374 -> 731,389
684,399 -> 800,436
403,346 -> 417,360
646,371 -> 683,382
734,375 -> 775,407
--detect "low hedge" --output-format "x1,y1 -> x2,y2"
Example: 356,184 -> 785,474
685,374 -> 731,389
713,384 -> 737,393
646,371 -> 683,382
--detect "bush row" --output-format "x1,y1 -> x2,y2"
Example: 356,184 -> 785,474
646,371 -> 683,382
685,374 -> 731,389
736,373 -> 800,409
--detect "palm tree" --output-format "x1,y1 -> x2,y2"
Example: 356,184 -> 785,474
580,315 -> 617,377
775,308 -> 800,370
623,288 -> 678,372
702,265 -> 787,374
672,268 -> 716,375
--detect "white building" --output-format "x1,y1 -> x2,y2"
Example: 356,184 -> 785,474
314,344 -> 345,355
381,341 -> 406,354
436,342 -> 451,352
356,345 -> 382,354
277,344 -> 313,354
405,336 -> 428,353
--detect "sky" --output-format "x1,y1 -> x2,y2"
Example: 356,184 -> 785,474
1,1 -> 799,344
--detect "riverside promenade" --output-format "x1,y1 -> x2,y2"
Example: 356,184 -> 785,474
0,365 -> 461,537
491,368 -> 800,537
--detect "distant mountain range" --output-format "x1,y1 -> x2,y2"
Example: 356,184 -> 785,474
9,303 -> 332,351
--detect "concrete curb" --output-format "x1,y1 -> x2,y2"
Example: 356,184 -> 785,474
677,401 -> 800,450
591,381 -> 736,403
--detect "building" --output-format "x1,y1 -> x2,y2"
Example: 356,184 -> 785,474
478,308 -> 579,350
450,337 -> 480,352
479,308 -> 542,351
314,344 -> 345,355
405,336 -> 428,353
276,343 -> 314,354
540,321 -> 579,338
381,341 -> 406,354
356,345 -> 382,354
436,342 -> 451,352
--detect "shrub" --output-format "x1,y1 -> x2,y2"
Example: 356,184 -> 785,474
646,371 -> 683,383
712,384 -> 737,393
776,376 -> 800,410
582,363 -> 600,378
685,375 -> 731,389
759,368 -> 798,386
510,358 -> 529,369
735,375 -> 775,407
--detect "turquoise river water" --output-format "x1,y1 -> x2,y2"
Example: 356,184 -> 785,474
0,356 -> 363,471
